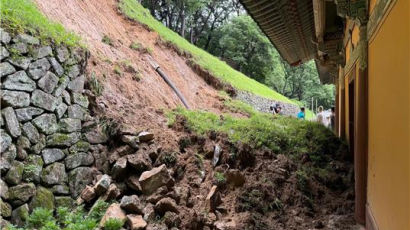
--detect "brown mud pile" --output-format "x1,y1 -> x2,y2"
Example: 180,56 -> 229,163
164,116 -> 357,230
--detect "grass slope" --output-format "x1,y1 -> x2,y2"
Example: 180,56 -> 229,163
168,106 -> 342,161
118,0 -> 294,104
1,0 -> 81,47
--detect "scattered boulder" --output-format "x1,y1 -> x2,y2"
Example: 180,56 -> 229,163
80,185 -> 96,203
139,164 -> 174,195
127,214 -> 147,230
163,211 -> 181,228
126,175 -> 142,193
120,195 -> 143,213
143,203 -> 155,221
214,220 -> 237,230
154,197 -> 179,215
94,174 -> 111,195
99,203 -> 126,227
138,131 -> 154,142
225,169 -> 245,187
127,153 -> 152,173
205,185 -> 221,212
111,157 -> 127,179
121,135 -> 139,149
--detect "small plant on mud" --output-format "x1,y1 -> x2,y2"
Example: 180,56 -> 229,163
296,169 -> 310,194
6,202 -> 110,230
146,46 -> 153,54
214,171 -> 226,185
133,72 -> 142,81
157,152 -> 177,167
100,117 -> 120,138
130,41 -> 142,50
103,218 -> 124,230
194,153 -> 204,168
88,72 -> 104,96
113,65 -> 122,76
102,34 -> 113,46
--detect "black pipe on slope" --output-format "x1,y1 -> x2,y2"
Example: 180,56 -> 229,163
148,57 -> 190,109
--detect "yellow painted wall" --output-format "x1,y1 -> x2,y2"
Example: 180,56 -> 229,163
368,0 -> 410,229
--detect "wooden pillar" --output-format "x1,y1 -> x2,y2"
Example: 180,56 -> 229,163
354,25 -> 368,225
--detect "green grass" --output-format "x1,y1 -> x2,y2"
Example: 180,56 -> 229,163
1,0 -> 81,47
118,0 -> 293,104
168,107 -> 341,159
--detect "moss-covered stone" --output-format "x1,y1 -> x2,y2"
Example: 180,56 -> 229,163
11,204 -> 29,227
0,199 -> 12,217
29,186 -> 55,211
69,141 -> 90,154
5,161 -> 24,185
8,183 -> 36,205
41,162 -> 68,185
46,132 -> 81,147
22,155 -> 43,183
55,196 -> 74,209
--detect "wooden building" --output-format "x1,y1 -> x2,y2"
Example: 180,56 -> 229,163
239,0 -> 409,229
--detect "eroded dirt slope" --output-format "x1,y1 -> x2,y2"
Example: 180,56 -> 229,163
34,0 -> 229,148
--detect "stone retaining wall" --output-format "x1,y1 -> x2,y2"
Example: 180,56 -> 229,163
0,28 -> 101,224
235,90 -> 300,117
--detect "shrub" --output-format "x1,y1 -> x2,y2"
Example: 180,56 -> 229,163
214,172 -> 226,185
103,218 -> 124,230
88,72 -> 104,96
102,35 -> 113,46
113,65 -> 122,76
6,202 -> 110,230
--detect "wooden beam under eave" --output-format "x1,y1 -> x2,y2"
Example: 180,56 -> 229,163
313,0 -> 326,43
